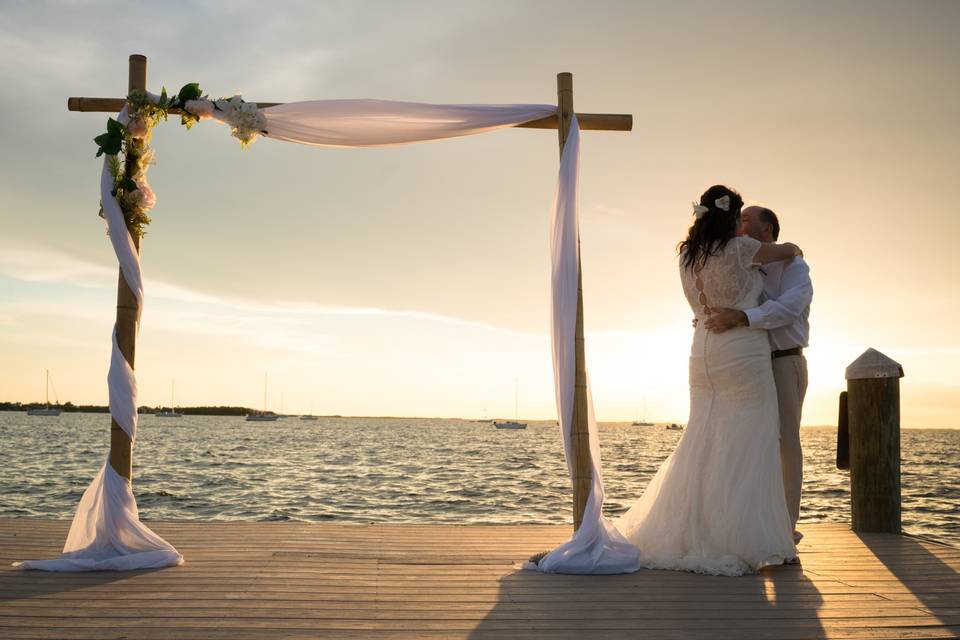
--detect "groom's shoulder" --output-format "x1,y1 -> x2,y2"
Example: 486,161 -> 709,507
784,255 -> 811,279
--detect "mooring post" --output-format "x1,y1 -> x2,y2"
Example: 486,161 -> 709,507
845,348 -> 905,533
109,53 -> 146,480
836,390 -> 850,470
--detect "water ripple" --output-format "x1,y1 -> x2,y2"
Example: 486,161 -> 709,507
0,413 -> 957,544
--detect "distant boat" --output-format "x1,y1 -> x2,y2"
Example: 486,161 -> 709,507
478,400 -> 489,424
246,373 -> 279,422
156,380 -> 183,418
26,370 -> 61,416
494,378 -> 527,429
247,413 -> 279,422
300,401 -> 319,420
26,407 -> 61,416
632,398 -> 653,426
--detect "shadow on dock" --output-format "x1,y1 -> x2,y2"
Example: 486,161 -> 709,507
0,566 -> 164,604
468,563 -> 826,639
860,532 -> 960,630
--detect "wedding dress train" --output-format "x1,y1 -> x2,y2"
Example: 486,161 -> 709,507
615,236 -> 796,575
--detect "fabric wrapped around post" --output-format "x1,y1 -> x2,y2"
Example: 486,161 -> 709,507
16,106 -> 184,571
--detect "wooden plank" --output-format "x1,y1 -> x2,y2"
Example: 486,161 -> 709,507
5,625 -> 956,640
0,615 -> 957,630
1,521 -> 957,640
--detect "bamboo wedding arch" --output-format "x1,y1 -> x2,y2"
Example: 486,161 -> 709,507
68,54 -> 633,533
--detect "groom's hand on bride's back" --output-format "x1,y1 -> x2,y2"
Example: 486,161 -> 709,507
704,309 -> 748,333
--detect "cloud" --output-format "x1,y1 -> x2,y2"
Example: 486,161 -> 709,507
0,21 -> 102,91
583,203 -> 634,222
0,248 -> 115,289
0,244 -> 546,340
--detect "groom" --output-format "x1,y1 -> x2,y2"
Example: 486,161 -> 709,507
705,206 -> 813,543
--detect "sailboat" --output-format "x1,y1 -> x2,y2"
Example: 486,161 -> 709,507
301,401 -> 318,420
156,380 -> 182,418
26,369 -> 61,416
246,374 -> 278,422
494,378 -> 527,430
477,400 -> 493,424
631,398 -> 654,426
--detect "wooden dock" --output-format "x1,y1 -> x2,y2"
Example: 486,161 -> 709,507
0,520 -> 957,639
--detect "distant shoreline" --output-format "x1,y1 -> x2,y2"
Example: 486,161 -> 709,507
1,402 -> 253,417
0,408 -> 951,429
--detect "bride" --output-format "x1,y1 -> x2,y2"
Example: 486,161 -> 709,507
615,185 -> 800,576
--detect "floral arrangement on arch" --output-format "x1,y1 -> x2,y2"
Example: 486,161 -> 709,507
94,82 -> 267,238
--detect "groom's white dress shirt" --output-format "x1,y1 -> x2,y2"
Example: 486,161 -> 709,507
745,255 -> 812,536
744,257 -> 812,349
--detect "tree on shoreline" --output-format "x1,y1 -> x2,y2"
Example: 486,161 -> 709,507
1,401 -> 254,416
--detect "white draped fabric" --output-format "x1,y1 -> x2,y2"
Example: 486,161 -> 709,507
527,117 -> 639,574
16,106 -> 184,571
16,456 -> 184,571
261,100 -> 557,147
18,99 -> 637,574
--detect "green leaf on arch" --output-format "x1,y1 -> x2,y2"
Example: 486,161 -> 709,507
176,82 -> 202,104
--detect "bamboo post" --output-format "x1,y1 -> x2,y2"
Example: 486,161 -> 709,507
109,54 -> 146,480
845,348 -> 904,533
557,72 -> 591,531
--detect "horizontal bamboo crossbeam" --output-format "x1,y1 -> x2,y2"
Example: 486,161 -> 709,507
67,97 -> 632,131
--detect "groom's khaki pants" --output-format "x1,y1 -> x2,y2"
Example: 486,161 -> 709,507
773,354 -> 808,530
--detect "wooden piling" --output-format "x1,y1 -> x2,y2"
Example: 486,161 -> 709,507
845,348 -> 904,533
108,54 -> 146,480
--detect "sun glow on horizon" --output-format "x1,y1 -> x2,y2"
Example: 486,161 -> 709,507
1,245 -> 956,428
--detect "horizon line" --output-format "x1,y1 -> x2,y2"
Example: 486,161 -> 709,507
1,408 -> 951,430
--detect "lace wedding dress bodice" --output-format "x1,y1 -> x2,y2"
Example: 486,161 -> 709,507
679,236 -> 764,320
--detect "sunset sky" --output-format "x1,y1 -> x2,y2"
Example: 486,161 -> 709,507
1,0 -> 958,427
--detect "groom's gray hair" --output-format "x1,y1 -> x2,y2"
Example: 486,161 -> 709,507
756,207 -> 780,241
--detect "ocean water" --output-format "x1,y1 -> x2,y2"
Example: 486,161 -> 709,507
0,412 -> 956,545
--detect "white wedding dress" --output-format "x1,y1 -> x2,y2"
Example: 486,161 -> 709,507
615,236 -> 797,575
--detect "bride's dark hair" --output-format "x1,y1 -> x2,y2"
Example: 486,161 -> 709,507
677,184 -> 744,271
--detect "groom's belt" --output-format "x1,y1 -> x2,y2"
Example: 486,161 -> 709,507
772,347 -> 803,359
